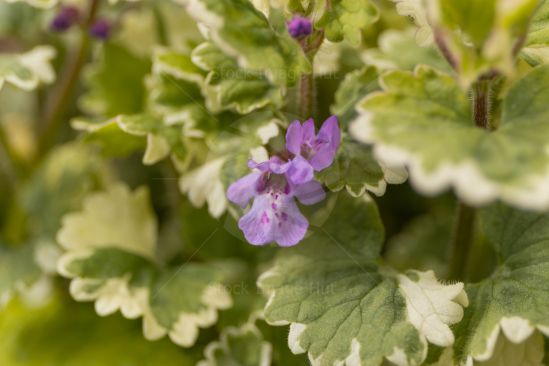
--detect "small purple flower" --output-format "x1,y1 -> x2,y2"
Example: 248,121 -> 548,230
227,157 -> 326,247
90,19 -> 112,40
50,6 -> 80,32
287,16 -> 313,38
227,116 -> 340,247
285,116 -> 341,184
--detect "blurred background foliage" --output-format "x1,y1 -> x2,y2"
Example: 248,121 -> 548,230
0,0 -> 510,364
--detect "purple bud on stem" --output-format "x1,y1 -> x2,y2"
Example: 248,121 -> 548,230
50,5 -> 80,32
90,19 -> 112,41
287,16 -> 313,39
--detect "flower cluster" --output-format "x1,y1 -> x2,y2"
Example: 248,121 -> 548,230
227,116 -> 340,247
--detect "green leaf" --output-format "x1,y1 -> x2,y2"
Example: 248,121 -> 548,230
191,41 -> 283,114
315,137 -> 391,197
177,0 -> 311,85
258,194 -> 468,366
452,204 -> 549,364
385,206 -> 452,279
350,65 -> 549,211
198,323 -> 272,366
475,332 -> 545,366
153,48 -> 206,86
522,0 -> 549,66
362,29 -> 450,73
56,183 -> 232,347
73,114 -> 186,165
0,245 -> 41,306
21,143 -> 103,241
0,46 -> 55,91
0,296 -> 199,366
80,43 -> 150,117
331,66 -> 378,121
316,0 -> 379,45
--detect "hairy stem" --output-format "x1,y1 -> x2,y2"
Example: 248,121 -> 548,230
296,31 -> 324,120
38,0 -> 101,153
298,73 -> 314,120
473,80 -> 491,129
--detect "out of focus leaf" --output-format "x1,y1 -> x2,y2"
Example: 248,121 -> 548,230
317,0 -> 379,45
73,114 -> 186,165
56,183 -> 233,348
198,322 -> 272,366
0,296 -> 198,366
351,65 -> 549,211
0,46 -> 55,91
80,43 -> 150,117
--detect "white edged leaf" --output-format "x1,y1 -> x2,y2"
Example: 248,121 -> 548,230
175,0 -> 311,86
197,323 -> 272,366
350,64 -> 549,211
451,204 -> 549,363
56,183 -> 232,348
0,46 -> 55,91
258,193 -> 467,366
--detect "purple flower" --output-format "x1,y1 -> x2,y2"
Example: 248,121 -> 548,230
50,6 -> 80,32
287,16 -> 313,38
285,116 -> 341,184
227,157 -> 326,247
90,19 -> 112,40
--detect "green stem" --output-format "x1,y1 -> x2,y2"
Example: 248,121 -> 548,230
447,78 -> 493,280
38,0 -> 101,154
298,72 -> 314,120
447,203 -> 476,281
296,31 -> 324,120
473,80 -> 491,129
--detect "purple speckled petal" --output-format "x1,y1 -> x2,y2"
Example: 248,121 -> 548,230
273,197 -> 309,247
286,155 -> 314,185
227,172 -> 261,208
310,116 -> 340,171
238,194 -> 308,247
286,121 -> 303,155
293,180 -> 326,205
302,119 -> 316,143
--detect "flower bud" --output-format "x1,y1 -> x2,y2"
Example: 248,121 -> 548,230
287,16 -> 312,39
90,19 -> 112,41
50,5 -> 80,32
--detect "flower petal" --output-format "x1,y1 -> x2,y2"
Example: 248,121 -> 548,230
286,155 -> 314,185
227,172 -> 261,208
238,194 -> 308,247
286,120 -> 303,154
302,119 -> 316,142
238,195 -> 274,246
318,115 -> 341,152
310,116 -> 340,170
273,197 -> 309,247
293,180 -> 326,205
269,156 -> 291,174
